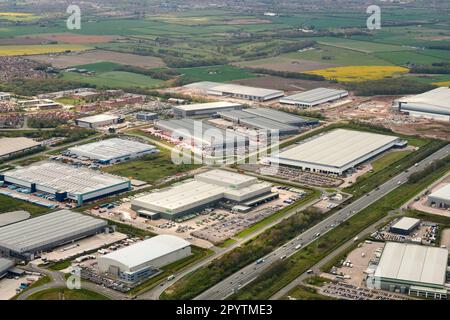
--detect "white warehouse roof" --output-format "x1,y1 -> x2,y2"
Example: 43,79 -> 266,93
395,87 -> 450,116
77,114 -> 119,124
69,138 -> 156,162
280,88 -> 348,105
0,137 -> 41,158
391,217 -> 420,231
429,184 -> 450,201
3,162 -> 129,196
270,129 -> 400,171
374,242 -> 448,288
173,101 -> 242,112
99,235 -> 190,271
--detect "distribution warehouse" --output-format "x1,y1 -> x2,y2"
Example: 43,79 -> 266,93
97,235 -> 191,283
372,242 -> 449,299
0,137 -> 42,160
393,87 -> 450,121
1,162 -> 131,205
265,129 -> 404,175
427,184 -> 450,209
280,88 -> 349,108
0,210 -> 108,261
389,217 -> 421,235
173,101 -> 242,117
155,118 -> 248,150
76,114 -> 120,129
131,170 -> 273,220
183,81 -> 284,101
0,258 -> 14,278
68,138 -> 158,164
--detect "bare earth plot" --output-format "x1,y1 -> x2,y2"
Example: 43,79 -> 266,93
229,75 -> 341,93
234,57 -> 338,72
29,49 -> 166,68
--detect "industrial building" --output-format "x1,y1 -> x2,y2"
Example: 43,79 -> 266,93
0,258 -> 14,278
136,112 -> 158,121
155,118 -> 248,150
97,235 -> 191,283
207,83 -> 284,101
131,170 -> 273,220
0,137 -> 42,160
1,162 -> 131,205
371,242 -> 449,299
393,87 -> 450,121
428,184 -> 450,209
0,92 -> 11,101
243,108 -> 319,127
0,210 -> 108,261
217,110 -> 299,136
280,88 -> 349,108
265,129 -> 403,175
68,138 -> 158,165
390,217 -> 421,235
76,114 -> 120,129
173,101 -> 243,117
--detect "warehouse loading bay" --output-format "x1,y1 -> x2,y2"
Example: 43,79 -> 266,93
88,186 -> 306,247
314,217 -> 448,300
408,173 -> 450,217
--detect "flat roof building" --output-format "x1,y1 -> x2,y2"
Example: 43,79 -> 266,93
371,242 -> 448,299
68,138 -> 158,164
0,210 -> 108,261
173,101 -> 243,117
1,162 -> 131,205
266,129 -> 402,175
136,112 -> 158,121
0,92 -> 11,101
0,137 -> 42,159
131,170 -> 273,220
207,83 -> 284,101
393,87 -> 450,122
155,118 -> 248,150
280,88 -> 349,108
76,114 -> 120,129
243,108 -> 319,127
0,211 -> 30,227
390,217 -> 421,235
218,110 -> 299,136
97,235 -> 191,283
428,184 -> 450,209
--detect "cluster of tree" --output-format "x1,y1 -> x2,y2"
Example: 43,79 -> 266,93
408,158 -> 450,184
27,118 -> 68,129
410,62 -> 450,74
163,57 -> 229,68
244,67 -> 325,81
428,44 -> 450,51
162,205 -> 322,300
345,78 -> 436,96
112,65 -> 180,80
0,78 -> 94,96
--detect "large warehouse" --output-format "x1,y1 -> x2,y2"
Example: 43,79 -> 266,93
428,184 -> 450,209
131,170 -> 273,220
1,162 -> 131,205
265,129 -> 403,175
393,87 -> 450,121
217,110 -> 299,136
207,84 -> 284,101
243,108 -> 319,127
68,138 -> 158,164
280,88 -> 349,108
155,118 -> 248,150
0,210 -> 108,261
97,235 -> 191,283
173,101 -> 243,117
76,114 -> 120,129
0,258 -> 14,278
0,137 -> 42,160
390,217 -> 421,235
372,242 -> 449,299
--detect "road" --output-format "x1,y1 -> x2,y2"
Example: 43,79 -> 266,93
195,143 -> 450,300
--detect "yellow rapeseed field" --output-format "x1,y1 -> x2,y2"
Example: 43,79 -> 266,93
306,66 -> 409,82
0,12 -> 33,17
433,81 -> 450,86
0,44 -> 91,56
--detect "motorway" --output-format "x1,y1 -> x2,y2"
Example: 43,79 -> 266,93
195,143 -> 450,300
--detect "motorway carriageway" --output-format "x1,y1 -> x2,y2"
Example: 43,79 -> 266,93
195,143 -> 450,300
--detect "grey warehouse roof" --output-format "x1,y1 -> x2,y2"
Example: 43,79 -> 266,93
429,184 -> 450,201
0,137 -> 41,158
243,108 -> 312,126
208,83 -> 284,98
396,87 -> 450,116
173,101 -> 242,112
77,114 -> 119,123
374,242 -> 448,288
0,258 -> 14,274
391,217 -> 420,231
0,210 -> 107,253
99,235 -> 190,270
281,88 -> 348,104
218,110 -> 298,133
69,138 -> 156,162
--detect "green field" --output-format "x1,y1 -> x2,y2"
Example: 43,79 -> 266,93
102,149 -> 201,184
177,65 -> 256,82
62,71 -> 164,89
0,194 -> 48,215
75,61 -> 122,73
312,36 -> 413,53
26,288 -> 110,300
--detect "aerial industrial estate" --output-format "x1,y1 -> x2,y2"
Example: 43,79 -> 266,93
0,0 -> 449,306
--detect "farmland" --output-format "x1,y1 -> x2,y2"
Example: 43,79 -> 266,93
177,65 -> 256,82
306,66 -> 409,82
0,44 -> 91,56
